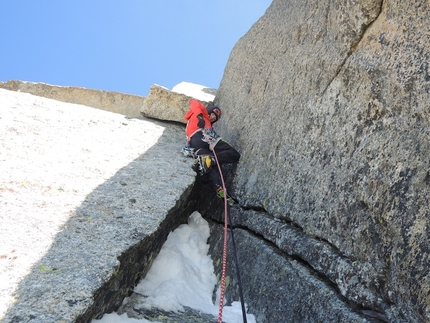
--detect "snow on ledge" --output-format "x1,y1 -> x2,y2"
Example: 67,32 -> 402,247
172,81 -> 216,102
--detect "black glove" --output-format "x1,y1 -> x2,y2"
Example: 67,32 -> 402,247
197,113 -> 205,129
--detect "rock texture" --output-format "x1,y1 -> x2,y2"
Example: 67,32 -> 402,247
0,80 -> 145,117
208,222 -> 379,323
140,84 -> 214,124
3,0 -> 429,321
117,293 -> 219,323
202,196 -> 388,323
0,89 -> 198,322
211,0 -> 430,322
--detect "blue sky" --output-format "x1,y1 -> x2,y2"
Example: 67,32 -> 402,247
0,1 -> 271,97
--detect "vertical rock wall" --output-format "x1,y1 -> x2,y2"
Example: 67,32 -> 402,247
213,0 -> 430,321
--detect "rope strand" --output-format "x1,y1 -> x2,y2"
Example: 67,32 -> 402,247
212,147 -> 247,323
213,148 -> 229,323
227,209 -> 247,323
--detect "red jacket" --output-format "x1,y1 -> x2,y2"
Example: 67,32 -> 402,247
184,100 -> 211,141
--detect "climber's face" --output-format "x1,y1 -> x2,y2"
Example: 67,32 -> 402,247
209,112 -> 217,123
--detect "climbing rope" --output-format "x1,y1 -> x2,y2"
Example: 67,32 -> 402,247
226,200 -> 247,323
212,147 -> 247,323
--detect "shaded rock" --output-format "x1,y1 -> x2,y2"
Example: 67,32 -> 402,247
213,0 -> 430,322
206,221 -> 380,323
197,179 -> 388,322
0,80 -> 145,117
117,293 -> 218,323
140,84 -> 214,124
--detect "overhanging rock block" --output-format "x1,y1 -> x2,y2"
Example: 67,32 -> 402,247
140,83 -> 215,124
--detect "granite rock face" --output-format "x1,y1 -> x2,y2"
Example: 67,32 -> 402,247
212,0 -> 430,322
0,89 -> 199,322
0,80 -> 145,117
140,84 -> 214,124
207,222 -> 379,323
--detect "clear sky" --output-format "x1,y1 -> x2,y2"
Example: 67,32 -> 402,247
0,1 -> 271,97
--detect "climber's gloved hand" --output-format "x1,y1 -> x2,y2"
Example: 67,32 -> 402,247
197,114 -> 205,129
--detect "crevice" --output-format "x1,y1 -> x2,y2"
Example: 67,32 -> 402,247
236,205 -> 348,260
238,204 -> 267,212
235,203 -> 306,232
319,54 -> 350,99
318,1 -> 384,99
209,214 -> 388,322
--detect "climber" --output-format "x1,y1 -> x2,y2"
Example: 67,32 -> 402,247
183,99 -> 240,205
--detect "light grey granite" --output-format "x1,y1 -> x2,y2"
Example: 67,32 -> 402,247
0,80 -> 145,117
0,89 -> 196,322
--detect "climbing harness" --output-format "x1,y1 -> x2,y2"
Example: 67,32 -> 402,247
212,147 -> 247,323
202,128 -> 222,151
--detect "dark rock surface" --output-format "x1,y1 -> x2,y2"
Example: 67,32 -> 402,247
117,293 -> 218,323
201,196 -> 389,322
208,225 -> 379,323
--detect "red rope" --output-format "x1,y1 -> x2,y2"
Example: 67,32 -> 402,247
212,148 -> 229,323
